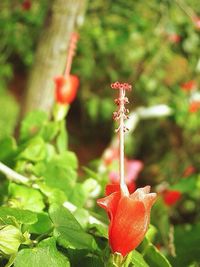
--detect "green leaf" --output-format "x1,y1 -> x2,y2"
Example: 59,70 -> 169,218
14,237 -> 70,267
36,183 -> 67,205
73,208 -> 90,229
43,160 -> 77,198
145,224 -> 157,243
170,176 -> 199,196
141,240 -> 171,267
77,256 -> 104,267
151,199 -> 170,245
169,223 -> 200,266
19,137 -> 47,162
0,207 -> 37,225
40,121 -> 59,142
85,97 -> 100,122
28,212 -> 53,234
131,250 -> 149,267
20,111 -> 48,141
89,222 -> 108,239
68,183 -> 87,207
82,167 -> 100,181
9,183 -> 45,212
67,249 -> 103,267
49,204 -> 97,251
54,151 -> 78,170
0,136 -> 17,162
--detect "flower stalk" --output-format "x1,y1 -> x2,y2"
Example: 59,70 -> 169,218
65,32 -> 79,77
111,82 -> 132,196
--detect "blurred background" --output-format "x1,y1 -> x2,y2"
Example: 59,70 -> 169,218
0,0 -> 200,265
1,0 -> 200,161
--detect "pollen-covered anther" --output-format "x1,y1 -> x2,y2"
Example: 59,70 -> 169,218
113,111 -> 121,121
114,99 -> 120,105
111,81 -> 132,91
123,114 -> 129,120
123,126 -> 129,132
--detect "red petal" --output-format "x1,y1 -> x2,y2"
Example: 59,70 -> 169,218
130,186 -> 151,201
109,196 -> 147,256
143,193 -> 157,211
97,191 -> 121,221
105,182 -> 136,195
127,182 -> 136,193
105,184 -> 121,196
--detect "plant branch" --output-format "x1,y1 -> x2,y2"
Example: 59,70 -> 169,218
0,162 -> 29,184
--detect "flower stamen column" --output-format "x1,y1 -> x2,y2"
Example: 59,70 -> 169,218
111,82 -> 132,196
65,32 -> 79,77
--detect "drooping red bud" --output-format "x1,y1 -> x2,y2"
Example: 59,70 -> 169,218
54,75 -> 79,105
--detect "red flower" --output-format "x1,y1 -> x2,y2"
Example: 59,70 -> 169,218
189,101 -> 200,113
168,34 -> 181,43
54,75 -> 79,104
97,186 -> 157,257
22,0 -> 32,11
181,80 -> 197,92
163,190 -> 181,206
183,165 -> 196,177
106,183 -> 136,196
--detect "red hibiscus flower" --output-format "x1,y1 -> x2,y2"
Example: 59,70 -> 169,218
181,80 -> 197,92
54,75 -> 79,105
189,101 -> 200,113
163,190 -> 181,206
97,186 -> 157,257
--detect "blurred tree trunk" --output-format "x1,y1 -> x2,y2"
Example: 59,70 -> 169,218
23,0 -> 86,115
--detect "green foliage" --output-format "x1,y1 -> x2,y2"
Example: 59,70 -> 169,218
0,225 -> 27,255
0,90 -> 19,141
0,207 -> 37,225
169,223 -> 200,266
0,108 -> 175,266
141,240 -> 171,267
8,183 -> 45,212
14,237 -> 70,267
49,204 -> 97,251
